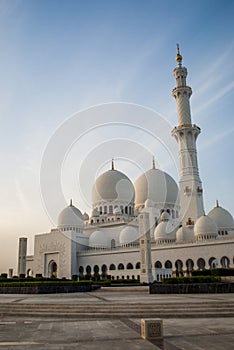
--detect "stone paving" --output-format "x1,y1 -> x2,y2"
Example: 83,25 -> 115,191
0,288 -> 233,349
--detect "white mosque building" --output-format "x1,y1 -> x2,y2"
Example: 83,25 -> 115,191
18,47 -> 234,282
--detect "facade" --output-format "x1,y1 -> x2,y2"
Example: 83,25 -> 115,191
22,48 -> 234,282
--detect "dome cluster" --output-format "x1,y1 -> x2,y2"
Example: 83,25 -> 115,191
56,163 -> 234,249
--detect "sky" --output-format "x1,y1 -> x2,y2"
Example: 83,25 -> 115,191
0,0 -> 234,273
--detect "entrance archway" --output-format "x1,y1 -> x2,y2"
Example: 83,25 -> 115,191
48,260 -> 57,278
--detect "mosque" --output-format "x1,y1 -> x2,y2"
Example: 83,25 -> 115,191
18,47 -> 234,282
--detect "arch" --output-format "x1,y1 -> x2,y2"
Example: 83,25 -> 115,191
197,258 -> 205,270
118,263 -> 124,270
101,264 -> 107,274
221,256 -> 230,268
48,260 -> 57,278
79,266 -> 84,276
86,265 -> 91,275
127,263 -> 133,270
155,261 -> 162,268
109,264 -> 116,270
186,259 -> 194,272
135,262 -> 141,269
26,268 -> 33,277
94,265 -> 99,274
209,257 -> 217,269
175,259 -> 183,277
165,260 -> 172,269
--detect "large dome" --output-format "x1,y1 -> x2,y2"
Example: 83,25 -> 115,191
92,168 -> 135,206
58,201 -> 84,229
134,168 -> 178,209
208,202 -> 234,230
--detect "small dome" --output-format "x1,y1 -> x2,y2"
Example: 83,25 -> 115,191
154,220 -> 176,241
161,211 -> 170,222
194,214 -> 218,239
58,201 -> 83,228
92,167 -> 135,206
176,226 -> 195,243
83,212 -> 89,221
91,208 -> 99,217
208,202 -> 234,230
89,230 -> 108,248
134,168 -> 178,210
119,226 -> 139,245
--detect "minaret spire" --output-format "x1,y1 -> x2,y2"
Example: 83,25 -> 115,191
111,158 -> 114,170
172,45 -> 192,126
172,46 -> 204,224
176,43 -> 182,67
152,156 -> 156,170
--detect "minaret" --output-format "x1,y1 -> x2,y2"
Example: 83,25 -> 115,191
18,237 -> 27,276
172,45 -> 204,225
139,212 -> 153,283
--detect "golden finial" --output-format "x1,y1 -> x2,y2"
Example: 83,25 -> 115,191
111,158 -> 114,170
176,43 -> 182,66
216,199 -> 219,207
152,156 -> 156,169
70,199 -> 73,206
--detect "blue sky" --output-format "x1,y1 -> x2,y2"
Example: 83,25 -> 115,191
0,0 -> 234,272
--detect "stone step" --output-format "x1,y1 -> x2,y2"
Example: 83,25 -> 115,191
1,304 -> 234,318
1,310 -> 234,318
1,302 -> 234,310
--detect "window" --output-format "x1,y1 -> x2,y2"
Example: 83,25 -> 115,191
155,261 -> 162,268
109,264 -> 116,270
111,239 -> 116,248
118,263 -> 124,270
135,262 -> 141,269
